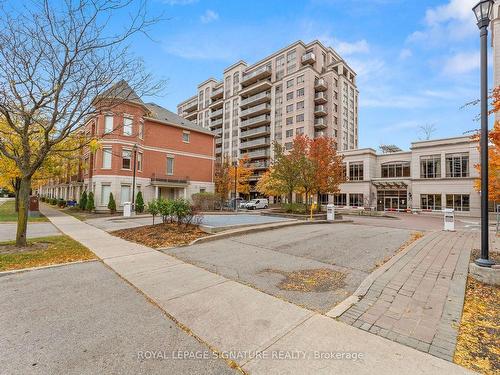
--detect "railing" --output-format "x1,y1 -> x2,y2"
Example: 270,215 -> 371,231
314,92 -> 328,100
241,114 -> 271,127
210,108 -> 223,117
245,149 -> 270,158
314,118 -> 326,126
211,87 -> 224,97
249,160 -> 270,169
240,103 -> 271,117
302,52 -> 316,63
240,138 -> 270,149
242,65 -> 272,82
240,125 -> 270,138
315,78 -> 327,89
240,91 -> 271,106
314,105 -> 327,113
211,118 -> 223,127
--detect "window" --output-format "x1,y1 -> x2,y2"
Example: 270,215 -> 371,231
349,162 -> 364,181
137,152 -> 143,172
183,131 -> 190,143
381,162 -> 410,178
101,185 -> 111,206
296,114 -> 304,123
286,129 -> 293,138
120,185 -> 131,205
333,193 -> 346,206
297,101 -> 304,110
286,104 -> 294,113
285,142 -> 293,150
102,148 -> 112,169
167,156 -> 174,175
122,149 -> 132,169
445,153 -> 469,177
297,75 -> 304,84
446,194 -> 470,211
139,122 -> 144,139
421,194 -> 442,211
286,92 -> 294,101
104,115 -> 113,134
349,193 -> 364,207
296,127 -> 304,135
123,117 -> 133,136
297,88 -> 304,97
420,155 -> 441,178
286,117 -> 293,125
286,79 -> 294,88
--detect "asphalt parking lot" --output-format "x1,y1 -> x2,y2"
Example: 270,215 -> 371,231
0,261 -> 236,375
165,223 -> 414,312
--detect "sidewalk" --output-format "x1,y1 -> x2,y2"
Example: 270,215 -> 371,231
337,230 -> 476,361
40,205 -> 471,374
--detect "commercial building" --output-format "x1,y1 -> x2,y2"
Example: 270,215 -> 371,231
332,136 -> 480,216
177,40 -> 359,194
40,81 -> 215,211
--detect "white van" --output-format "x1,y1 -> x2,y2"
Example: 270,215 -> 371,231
245,198 -> 269,210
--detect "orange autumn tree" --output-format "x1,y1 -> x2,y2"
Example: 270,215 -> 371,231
309,136 -> 346,212
229,155 -> 252,196
474,88 -> 500,201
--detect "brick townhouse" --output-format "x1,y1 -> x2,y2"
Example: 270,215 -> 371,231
40,81 -> 215,212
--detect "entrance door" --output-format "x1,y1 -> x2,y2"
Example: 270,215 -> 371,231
384,197 -> 399,211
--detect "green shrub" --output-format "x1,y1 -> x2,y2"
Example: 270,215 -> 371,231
57,199 -> 66,208
171,199 -> 191,224
281,203 -> 307,214
135,191 -> 144,213
79,191 -> 87,210
146,199 -> 160,224
191,192 -> 217,211
107,192 -> 116,213
50,198 -> 57,205
86,192 -> 95,212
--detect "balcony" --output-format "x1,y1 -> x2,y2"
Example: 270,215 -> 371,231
314,131 -> 326,138
249,174 -> 265,181
240,137 -> 270,150
249,160 -> 270,169
184,112 -> 197,121
239,80 -> 273,97
314,118 -> 327,129
210,108 -> 223,119
211,118 -> 223,127
301,52 -> 316,65
215,136 -> 222,145
240,125 -> 270,139
314,92 -> 328,104
244,148 -> 270,159
240,103 -> 271,118
213,128 -> 223,136
241,65 -> 272,87
240,114 -> 271,128
240,91 -> 271,109
184,99 -> 198,112
215,146 -> 222,154
210,99 -> 223,110
314,78 -> 327,91
314,105 -> 327,117
210,86 -> 224,100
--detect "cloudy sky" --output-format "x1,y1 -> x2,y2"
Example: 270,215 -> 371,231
126,0 -> 489,150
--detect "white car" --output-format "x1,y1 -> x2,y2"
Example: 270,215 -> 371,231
245,198 -> 269,210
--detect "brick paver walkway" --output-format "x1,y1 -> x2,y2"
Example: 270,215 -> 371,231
339,230 -> 477,361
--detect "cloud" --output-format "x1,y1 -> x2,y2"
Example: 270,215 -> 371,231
163,0 -> 198,5
334,39 -> 370,55
399,48 -> 412,60
442,51 -> 480,75
200,10 -> 219,23
407,0 -> 477,46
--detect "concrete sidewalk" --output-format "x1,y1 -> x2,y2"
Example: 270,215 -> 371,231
39,204 -> 471,374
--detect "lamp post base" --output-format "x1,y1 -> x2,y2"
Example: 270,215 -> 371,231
475,257 -> 495,267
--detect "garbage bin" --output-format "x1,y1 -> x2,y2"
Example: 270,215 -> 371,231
327,204 -> 335,222
123,202 -> 132,217
28,195 -> 40,217
443,208 -> 454,231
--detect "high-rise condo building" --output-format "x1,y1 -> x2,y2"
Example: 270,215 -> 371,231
177,40 -> 359,195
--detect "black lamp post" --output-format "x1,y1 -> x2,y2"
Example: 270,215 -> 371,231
233,160 -> 238,211
131,144 -> 138,213
473,0 -> 495,267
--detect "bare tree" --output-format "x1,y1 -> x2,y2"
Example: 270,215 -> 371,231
0,0 -> 166,246
418,124 -> 437,140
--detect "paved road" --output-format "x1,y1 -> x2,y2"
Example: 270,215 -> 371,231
87,213 -> 291,232
0,222 -> 61,241
166,223 -> 413,312
0,261 -> 236,375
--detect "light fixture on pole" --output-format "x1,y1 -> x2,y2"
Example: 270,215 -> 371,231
472,0 -> 495,267
131,143 -> 138,214
233,160 -> 238,211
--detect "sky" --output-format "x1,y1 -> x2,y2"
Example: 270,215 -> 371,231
83,0 -> 496,150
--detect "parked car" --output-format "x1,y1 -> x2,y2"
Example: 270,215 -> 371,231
245,198 -> 269,210
238,200 -> 249,209
226,197 -> 246,209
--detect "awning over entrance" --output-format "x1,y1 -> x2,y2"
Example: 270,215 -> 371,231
150,174 -> 188,188
372,181 -> 408,189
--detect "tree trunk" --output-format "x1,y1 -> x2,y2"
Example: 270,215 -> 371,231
316,192 -> 321,213
16,176 -> 31,247
288,191 -> 293,204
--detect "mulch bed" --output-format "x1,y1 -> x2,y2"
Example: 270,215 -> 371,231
0,242 -> 49,255
111,223 -> 210,249
470,248 -> 500,264
261,268 -> 346,292
454,276 -> 500,375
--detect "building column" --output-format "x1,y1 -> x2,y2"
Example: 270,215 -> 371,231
155,186 -> 159,199
183,187 -> 187,200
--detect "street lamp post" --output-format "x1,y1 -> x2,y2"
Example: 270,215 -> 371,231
473,0 -> 495,267
131,144 -> 138,214
233,160 -> 238,212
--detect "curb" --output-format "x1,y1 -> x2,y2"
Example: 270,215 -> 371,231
326,231 -> 433,318
0,259 -> 98,277
189,219 -> 354,246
